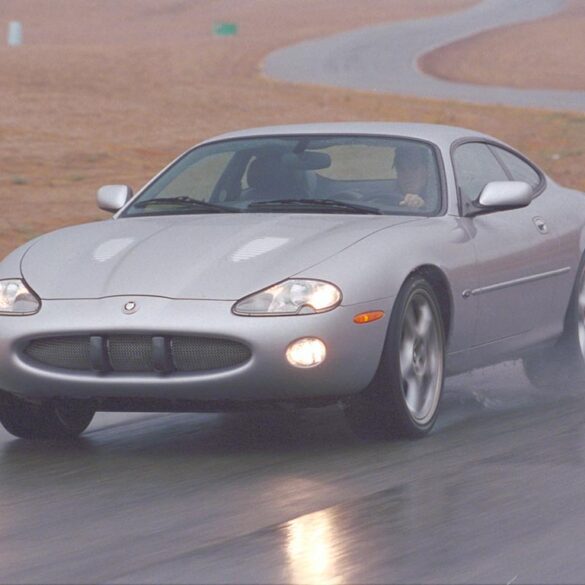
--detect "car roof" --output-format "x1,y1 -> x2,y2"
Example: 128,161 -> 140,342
202,122 -> 495,150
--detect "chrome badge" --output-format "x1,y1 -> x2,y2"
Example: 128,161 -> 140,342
123,301 -> 138,314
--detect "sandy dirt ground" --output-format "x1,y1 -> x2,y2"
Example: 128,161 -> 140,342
420,0 -> 585,91
0,0 -> 583,260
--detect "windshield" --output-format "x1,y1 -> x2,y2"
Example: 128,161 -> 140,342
122,135 -> 443,217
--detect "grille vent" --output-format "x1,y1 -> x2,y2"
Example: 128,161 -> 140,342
25,335 -> 250,374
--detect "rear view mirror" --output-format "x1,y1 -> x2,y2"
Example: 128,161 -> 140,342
477,181 -> 532,209
97,185 -> 133,213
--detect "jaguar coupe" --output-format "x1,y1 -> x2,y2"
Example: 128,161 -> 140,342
1,123 -> 584,440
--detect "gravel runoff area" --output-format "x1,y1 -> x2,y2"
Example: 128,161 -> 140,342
0,0 -> 583,263
420,0 -> 585,92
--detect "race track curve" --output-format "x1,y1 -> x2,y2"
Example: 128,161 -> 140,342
264,0 -> 585,112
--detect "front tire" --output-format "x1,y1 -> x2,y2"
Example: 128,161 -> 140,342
0,393 -> 95,440
345,275 -> 445,439
523,262 -> 585,389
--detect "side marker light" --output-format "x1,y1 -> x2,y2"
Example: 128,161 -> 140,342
353,311 -> 385,324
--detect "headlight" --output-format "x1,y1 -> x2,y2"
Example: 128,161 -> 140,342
0,279 -> 41,315
233,279 -> 342,316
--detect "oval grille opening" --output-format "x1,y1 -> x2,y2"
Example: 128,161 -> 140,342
24,335 -> 251,373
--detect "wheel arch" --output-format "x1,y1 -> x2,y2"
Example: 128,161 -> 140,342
563,248 -> 585,331
407,264 -> 453,342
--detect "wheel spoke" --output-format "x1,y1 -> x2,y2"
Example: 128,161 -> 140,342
415,302 -> 433,340
579,289 -> 585,318
400,335 -> 415,373
404,374 -> 421,413
404,304 -> 417,338
576,279 -> 585,361
426,346 -> 437,374
419,370 -> 433,411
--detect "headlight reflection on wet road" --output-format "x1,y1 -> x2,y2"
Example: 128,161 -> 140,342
286,508 -> 343,585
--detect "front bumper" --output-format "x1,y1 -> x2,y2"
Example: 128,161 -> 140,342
0,296 -> 392,404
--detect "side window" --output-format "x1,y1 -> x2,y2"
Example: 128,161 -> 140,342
157,152 -> 233,201
490,146 -> 542,189
452,142 -> 508,201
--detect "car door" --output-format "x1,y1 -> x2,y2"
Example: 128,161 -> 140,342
453,141 -> 562,347
489,144 -> 577,332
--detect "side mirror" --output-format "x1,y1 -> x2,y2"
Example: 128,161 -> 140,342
477,181 -> 532,211
97,185 -> 133,213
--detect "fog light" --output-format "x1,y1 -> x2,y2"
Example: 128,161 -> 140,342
286,338 -> 326,368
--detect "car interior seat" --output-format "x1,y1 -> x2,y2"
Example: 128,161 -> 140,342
244,154 -> 304,200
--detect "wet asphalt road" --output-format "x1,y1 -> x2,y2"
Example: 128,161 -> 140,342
2,361 -> 585,584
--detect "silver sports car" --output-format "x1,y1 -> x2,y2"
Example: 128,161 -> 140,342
1,123 -> 584,440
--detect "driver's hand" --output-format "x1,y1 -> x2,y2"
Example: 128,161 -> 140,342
399,193 -> 425,208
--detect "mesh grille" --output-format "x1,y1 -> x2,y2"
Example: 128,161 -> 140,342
172,336 -> 251,372
108,335 -> 153,372
25,336 -> 92,371
24,335 -> 250,373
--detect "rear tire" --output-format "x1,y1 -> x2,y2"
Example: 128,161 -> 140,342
523,262 -> 585,390
345,275 -> 445,439
0,393 -> 95,440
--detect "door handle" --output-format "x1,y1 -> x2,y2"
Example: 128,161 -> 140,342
533,217 -> 548,234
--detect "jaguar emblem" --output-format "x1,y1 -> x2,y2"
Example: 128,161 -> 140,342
123,301 -> 138,314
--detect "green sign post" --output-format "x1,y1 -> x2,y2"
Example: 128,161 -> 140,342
213,22 -> 238,37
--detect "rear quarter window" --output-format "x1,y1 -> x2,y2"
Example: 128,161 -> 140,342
489,145 -> 543,190
452,142 -> 508,201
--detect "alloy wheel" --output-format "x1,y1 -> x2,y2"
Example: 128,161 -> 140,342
399,291 -> 443,424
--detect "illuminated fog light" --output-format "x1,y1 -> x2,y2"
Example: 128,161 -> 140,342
286,338 -> 326,368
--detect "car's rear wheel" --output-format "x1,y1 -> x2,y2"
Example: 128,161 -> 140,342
345,275 -> 445,439
0,393 -> 95,440
523,262 -> 585,390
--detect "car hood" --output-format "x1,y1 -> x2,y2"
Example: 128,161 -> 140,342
21,213 -> 416,300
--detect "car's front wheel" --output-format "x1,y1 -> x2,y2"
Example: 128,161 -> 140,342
345,275 -> 445,439
0,393 -> 95,440
523,261 -> 585,390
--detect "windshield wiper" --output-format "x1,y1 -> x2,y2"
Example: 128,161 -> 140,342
247,198 -> 383,215
134,196 -> 236,213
